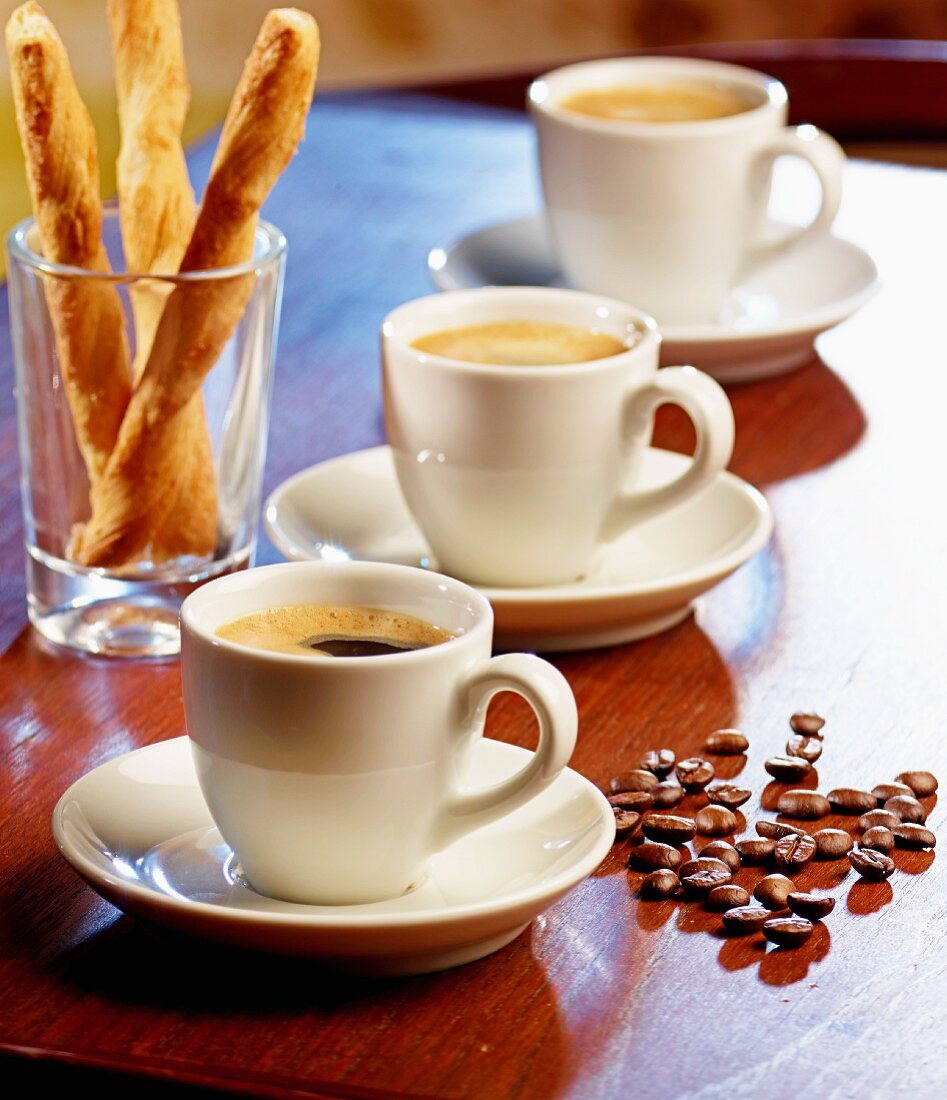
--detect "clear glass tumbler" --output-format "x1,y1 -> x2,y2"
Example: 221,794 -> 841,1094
6,207 -> 286,657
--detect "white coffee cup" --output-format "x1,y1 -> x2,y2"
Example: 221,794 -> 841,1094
382,286 -> 734,587
180,561 -> 577,905
529,57 -> 846,324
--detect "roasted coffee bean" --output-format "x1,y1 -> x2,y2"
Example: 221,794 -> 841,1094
736,838 -> 776,865
722,905 -> 777,934
895,770 -> 938,798
849,848 -> 895,880
679,857 -> 730,880
753,874 -> 795,909
786,734 -> 823,763
651,781 -> 685,809
884,795 -> 927,824
676,757 -> 715,792
706,783 -> 752,808
607,791 -> 653,812
628,841 -> 682,872
871,782 -> 914,805
857,809 -> 901,832
774,832 -> 817,870
813,828 -> 854,860
892,823 -> 937,850
680,867 -> 732,897
641,868 -> 680,899
705,884 -> 750,911
860,826 -> 895,853
790,712 -> 825,735
827,788 -> 876,814
641,813 -> 696,844
765,755 -> 812,783
640,749 -> 676,780
698,841 -> 741,873
695,805 -> 738,836
612,809 -> 641,839
610,770 -> 659,794
705,729 -> 749,755
756,820 -> 806,841
776,790 -> 830,820
787,892 -> 836,920
763,915 -> 813,947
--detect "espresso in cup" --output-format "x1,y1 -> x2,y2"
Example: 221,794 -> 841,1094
411,319 -> 630,366
560,81 -> 754,124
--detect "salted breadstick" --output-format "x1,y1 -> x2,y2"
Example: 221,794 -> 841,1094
75,8 -> 319,567
6,1 -> 131,487
106,0 -> 217,562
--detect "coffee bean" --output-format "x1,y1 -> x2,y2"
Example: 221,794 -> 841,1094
609,770 -> 659,794
640,749 -> 676,780
786,734 -> 823,763
756,820 -> 806,840
774,832 -> 817,870
892,823 -> 937,850
884,795 -> 927,824
651,781 -> 685,809
679,857 -> 731,880
849,848 -> 895,880
698,841 -> 741,873
628,841 -> 683,872
641,813 -> 696,844
723,906 -> 778,934
765,755 -> 812,783
827,788 -> 876,814
695,805 -> 738,836
860,826 -> 895,853
871,782 -> 914,805
680,867 -> 732,897
641,868 -> 680,898
763,915 -> 813,947
736,838 -> 776,865
813,828 -> 854,860
607,791 -> 653,812
612,809 -> 641,839
786,892 -> 836,920
895,770 -> 938,798
706,783 -> 752,809
790,712 -> 825,736
857,809 -> 901,832
676,757 -> 715,792
705,729 -> 749,755
753,874 -> 795,909
776,790 -> 830,820
705,884 -> 750,911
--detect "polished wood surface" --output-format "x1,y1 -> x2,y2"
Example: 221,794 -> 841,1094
2,71 -> 946,1098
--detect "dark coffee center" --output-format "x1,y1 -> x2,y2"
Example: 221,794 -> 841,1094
300,634 -> 426,658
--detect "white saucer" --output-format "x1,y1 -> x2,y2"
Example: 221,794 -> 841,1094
53,736 -> 614,976
265,445 -> 773,652
427,215 -> 879,383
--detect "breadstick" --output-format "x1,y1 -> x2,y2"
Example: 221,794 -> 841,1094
6,1 -> 131,487
75,8 -> 319,567
106,0 -> 217,562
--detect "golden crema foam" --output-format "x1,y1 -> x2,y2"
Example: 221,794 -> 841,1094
411,320 -> 630,366
560,81 -> 754,123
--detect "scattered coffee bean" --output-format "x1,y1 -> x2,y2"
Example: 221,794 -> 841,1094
705,884 -> 750,911
640,749 -> 675,780
676,757 -> 715,792
786,892 -> 836,920
895,770 -> 938,798
612,809 -> 641,839
705,729 -> 749,755
651,781 -> 685,809
790,712 -> 825,736
892,823 -> 936,850
756,820 -> 806,840
776,790 -> 830,820
763,915 -> 813,948
698,841 -> 741,873
610,770 -> 659,794
871,782 -> 914,805
695,805 -> 738,836
765,755 -> 812,783
774,832 -> 817,870
607,791 -> 653,812
706,783 -> 752,809
723,906 -> 777,934
641,868 -> 680,898
679,857 -> 730,880
680,867 -> 732,897
813,828 -> 854,860
849,848 -> 895,881
641,813 -> 696,844
753,874 -> 795,909
786,734 -> 823,763
628,841 -> 683,872
884,795 -> 927,824
736,838 -> 776,865
857,809 -> 901,832
827,788 -> 876,814
860,826 -> 895,853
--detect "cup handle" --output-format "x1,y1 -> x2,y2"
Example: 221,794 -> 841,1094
599,366 -> 735,543
745,124 -> 846,272
433,653 -> 578,849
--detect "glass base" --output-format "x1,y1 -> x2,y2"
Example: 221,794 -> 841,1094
26,545 -> 252,658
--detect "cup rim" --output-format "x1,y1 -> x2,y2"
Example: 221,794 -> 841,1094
381,286 -> 660,376
529,55 -> 787,137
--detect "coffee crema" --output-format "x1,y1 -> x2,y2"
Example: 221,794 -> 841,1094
216,604 -> 453,657
411,320 -> 630,366
560,81 -> 754,124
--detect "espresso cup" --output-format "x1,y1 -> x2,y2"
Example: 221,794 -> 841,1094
529,57 -> 846,324
181,561 -> 577,905
382,287 -> 734,587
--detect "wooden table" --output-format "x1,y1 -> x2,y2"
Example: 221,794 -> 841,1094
2,77 -> 946,1098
